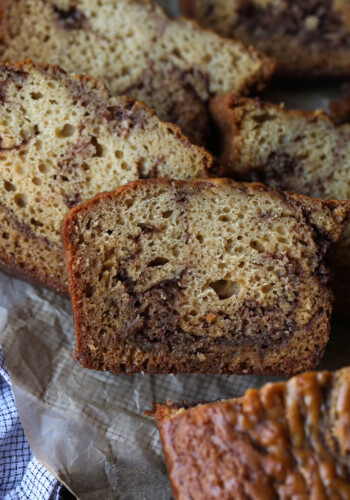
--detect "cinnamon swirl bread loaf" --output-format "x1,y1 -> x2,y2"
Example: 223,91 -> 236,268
181,0 -> 350,78
210,93 -> 350,314
63,178 -> 350,376
0,60 -> 213,293
0,0 -> 275,145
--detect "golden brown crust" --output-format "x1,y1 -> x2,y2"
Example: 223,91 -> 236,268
64,178 -> 350,376
157,367 -> 350,500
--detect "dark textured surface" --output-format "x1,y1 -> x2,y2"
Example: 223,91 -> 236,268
157,368 -> 350,499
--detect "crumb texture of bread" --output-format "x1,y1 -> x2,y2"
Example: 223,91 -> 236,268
157,367 -> 350,499
181,0 -> 350,78
0,0 -> 274,145
64,178 -> 350,376
210,93 -> 350,314
0,60 -> 212,292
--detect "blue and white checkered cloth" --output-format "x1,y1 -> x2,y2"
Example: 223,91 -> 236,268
0,347 -> 67,499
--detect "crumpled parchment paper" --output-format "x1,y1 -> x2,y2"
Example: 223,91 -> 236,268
1,1 -> 350,498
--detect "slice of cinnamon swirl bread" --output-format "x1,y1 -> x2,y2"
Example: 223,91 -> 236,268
0,60 -> 213,293
0,0 -> 275,145
210,94 -> 350,314
156,367 -> 350,499
63,178 -> 350,376
181,0 -> 350,78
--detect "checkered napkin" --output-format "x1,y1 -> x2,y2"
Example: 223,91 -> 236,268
0,347 -> 63,500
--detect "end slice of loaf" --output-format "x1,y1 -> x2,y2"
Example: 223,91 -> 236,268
63,178 -> 350,376
181,0 -> 350,78
0,60 -> 213,293
210,94 -> 350,315
210,93 -> 350,191
0,0 -> 275,146
156,367 -> 350,500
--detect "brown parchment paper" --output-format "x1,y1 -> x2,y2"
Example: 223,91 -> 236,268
1,2 -> 350,499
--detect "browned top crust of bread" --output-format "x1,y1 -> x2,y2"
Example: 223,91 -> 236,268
209,93 -> 350,315
0,60 -> 213,293
156,367 -> 350,500
0,0 -> 275,146
181,0 -> 350,78
63,177 -> 350,376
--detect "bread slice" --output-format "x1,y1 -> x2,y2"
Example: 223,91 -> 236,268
181,0 -> 350,78
210,94 -> 350,315
156,367 -> 350,500
0,0 -> 275,146
63,178 -> 350,376
0,60 -> 213,293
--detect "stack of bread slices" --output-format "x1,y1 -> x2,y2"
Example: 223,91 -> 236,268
1,1 -> 350,497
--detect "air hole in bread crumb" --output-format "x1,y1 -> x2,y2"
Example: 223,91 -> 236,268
225,239 -> 233,251
219,215 -> 230,222
31,92 -> 43,100
84,285 -> 95,298
196,234 -> 204,243
250,240 -> 265,253
15,165 -> 24,175
32,177 -> 42,186
209,280 -> 240,300
56,124 -> 76,138
4,181 -> 16,192
38,163 -> 49,174
14,193 -> 27,208
253,113 -> 276,124
147,257 -> 169,267
262,284 -> 273,294
30,218 -> 44,227
162,210 -> 173,219
115,150 -> 123,159
91,136 -> 104,157
2,233 -> 9,240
